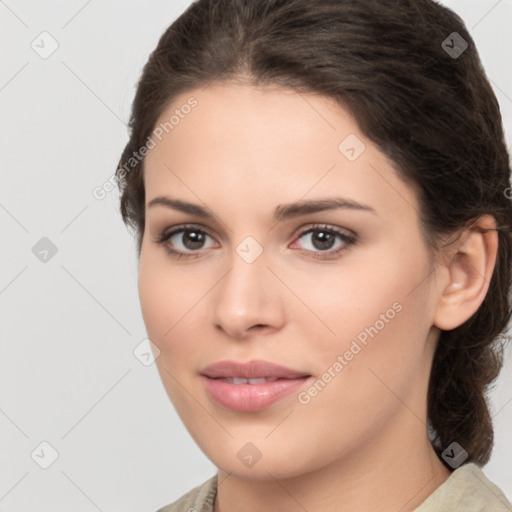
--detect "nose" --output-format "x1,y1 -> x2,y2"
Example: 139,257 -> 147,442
210,246 -> 286,340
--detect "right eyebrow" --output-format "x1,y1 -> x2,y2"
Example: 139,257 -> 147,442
146,197 -> 214,218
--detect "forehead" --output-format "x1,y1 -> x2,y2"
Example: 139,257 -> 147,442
143,83 -> 419,222
145,81 -> 358,168
157,82 -> 357,141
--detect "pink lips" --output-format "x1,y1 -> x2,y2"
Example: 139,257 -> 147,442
200,359 -> 312,412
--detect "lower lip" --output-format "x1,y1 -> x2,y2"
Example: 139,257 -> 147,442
201,376 -> 311,412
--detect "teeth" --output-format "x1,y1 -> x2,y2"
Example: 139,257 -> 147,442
221,377 -> 279,384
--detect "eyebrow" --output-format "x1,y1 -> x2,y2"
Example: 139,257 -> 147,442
147,196 -> 376,221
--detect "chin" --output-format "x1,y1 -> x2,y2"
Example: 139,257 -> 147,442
198,438 -> 321,481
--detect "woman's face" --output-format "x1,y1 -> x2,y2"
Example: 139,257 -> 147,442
139,83 -> 443,479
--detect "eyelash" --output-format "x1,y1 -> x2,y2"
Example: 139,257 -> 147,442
154,223 -> 357,260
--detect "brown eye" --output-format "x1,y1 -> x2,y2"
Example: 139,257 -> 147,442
176,229 -> 207,250
308,230 -> 337,250
155,224 -> 218,258
291,224 -> 357,259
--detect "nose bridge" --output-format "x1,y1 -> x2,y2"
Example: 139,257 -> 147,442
211,237 -> 285,337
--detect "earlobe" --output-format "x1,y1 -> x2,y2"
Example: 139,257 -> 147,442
433,215 -> 498,331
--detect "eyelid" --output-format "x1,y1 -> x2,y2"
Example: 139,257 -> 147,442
289,222 -> 355,242
288,223 -> 357,257
154,222 -> 357,259
155,223 -> 218,242
157,222 -> 355,240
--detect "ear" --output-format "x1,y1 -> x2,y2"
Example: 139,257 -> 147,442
433,215 -> 498,331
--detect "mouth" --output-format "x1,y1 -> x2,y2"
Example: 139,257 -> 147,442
200,359 -> 311,380
216,377 -> 282,384
199,359 -> 312,412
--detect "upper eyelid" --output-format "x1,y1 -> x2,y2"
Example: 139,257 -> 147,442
291,223 -> 354,239
163,223 -> 217,240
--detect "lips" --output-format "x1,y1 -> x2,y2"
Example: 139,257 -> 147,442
200,359 -> 312,412
200,359 -> 310,380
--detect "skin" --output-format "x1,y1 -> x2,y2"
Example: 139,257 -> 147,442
138,82 -> 498,512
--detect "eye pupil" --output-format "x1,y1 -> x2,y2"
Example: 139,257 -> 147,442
312,230 -> 335,250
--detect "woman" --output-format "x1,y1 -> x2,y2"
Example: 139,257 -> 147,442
115,0 -> 512,510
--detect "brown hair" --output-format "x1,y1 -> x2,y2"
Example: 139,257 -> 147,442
116,0 -> 512,467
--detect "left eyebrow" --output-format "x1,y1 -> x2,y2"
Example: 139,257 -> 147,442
273,197 -> 376,221
146,196 -> 377,221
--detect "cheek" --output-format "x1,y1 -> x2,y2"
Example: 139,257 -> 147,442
285,276 -> 430,465
287,239 -> 433,386
138,251 -> 188,345
138,250 -> 216,366
138,258 -> 169,342
137,254 -> 204,409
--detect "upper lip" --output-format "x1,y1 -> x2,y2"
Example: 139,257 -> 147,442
200,359 -> 311,379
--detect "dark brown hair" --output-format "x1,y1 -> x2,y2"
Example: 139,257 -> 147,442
116,0 -> 512,467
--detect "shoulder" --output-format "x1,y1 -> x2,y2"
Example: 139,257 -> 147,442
156,474 -> 218,512
414,462 -> 512,512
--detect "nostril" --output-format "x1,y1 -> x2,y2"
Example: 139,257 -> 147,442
250,324 -> 267,331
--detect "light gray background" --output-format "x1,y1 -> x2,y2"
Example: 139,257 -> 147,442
1,1 -> 511,511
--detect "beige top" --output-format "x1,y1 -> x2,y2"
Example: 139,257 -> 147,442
156,463 -> 512,512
